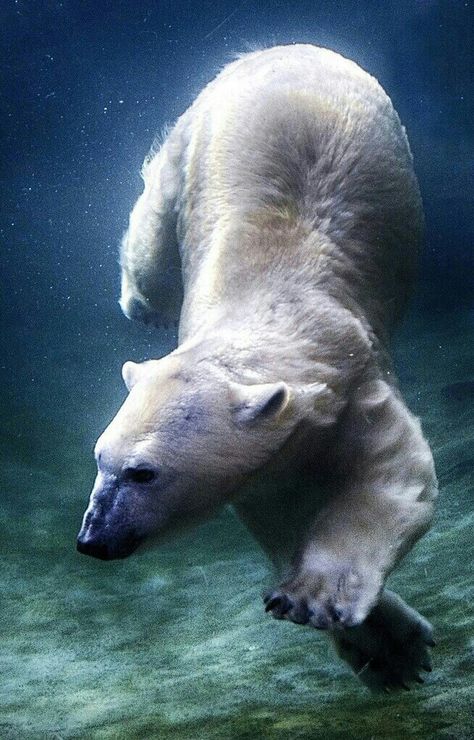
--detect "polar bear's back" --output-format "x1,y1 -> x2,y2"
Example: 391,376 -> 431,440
182,47 -> 419,205
149,45 -> 423,332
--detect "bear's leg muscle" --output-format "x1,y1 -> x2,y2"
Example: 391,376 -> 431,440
265,379 -> 437,630
120,133 -> 184,328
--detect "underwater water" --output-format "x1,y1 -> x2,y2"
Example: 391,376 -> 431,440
1,1 -> 473,738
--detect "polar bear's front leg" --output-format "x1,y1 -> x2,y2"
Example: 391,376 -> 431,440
120,135 -> 183,328
265,379 -> 437,629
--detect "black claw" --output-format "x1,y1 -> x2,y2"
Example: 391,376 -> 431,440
328,602 -> 345,623
414,675 -> 425,684
263,590 -> 283,608
421,663 -> 432,672
264,595 -> 280,612
426,638 -> 436,647
309,611 -> 330,630
264,593 -> 292,618
289,601 -> 310,625
401,682 -> 411,691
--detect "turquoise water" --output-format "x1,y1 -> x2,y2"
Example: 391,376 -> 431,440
1,309 -> 472,738
1,1 -> 473,737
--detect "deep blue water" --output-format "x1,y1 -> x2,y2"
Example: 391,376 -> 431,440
1,2 -> 473,738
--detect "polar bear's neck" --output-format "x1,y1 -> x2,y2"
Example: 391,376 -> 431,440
176,218 -> 378,398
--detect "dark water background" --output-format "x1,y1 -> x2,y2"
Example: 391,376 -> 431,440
1,1 -> 473,738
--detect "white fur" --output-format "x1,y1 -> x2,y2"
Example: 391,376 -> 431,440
83,45 -> 438,690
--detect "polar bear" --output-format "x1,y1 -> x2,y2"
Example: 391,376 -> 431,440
77,45 -> 438,691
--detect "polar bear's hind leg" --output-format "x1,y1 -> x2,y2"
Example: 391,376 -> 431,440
331,590 -> 435,691
119,135 -> 184,328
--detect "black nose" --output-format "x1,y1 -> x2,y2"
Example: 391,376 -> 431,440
76,537 -> 112,560
77,532 -> 142,560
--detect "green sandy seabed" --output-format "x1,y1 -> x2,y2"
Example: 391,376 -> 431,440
1,311 -> 473,739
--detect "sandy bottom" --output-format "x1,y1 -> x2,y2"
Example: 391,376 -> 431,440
1,309 -> 473,739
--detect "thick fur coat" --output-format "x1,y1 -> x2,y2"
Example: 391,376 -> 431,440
78,45 -> 437,691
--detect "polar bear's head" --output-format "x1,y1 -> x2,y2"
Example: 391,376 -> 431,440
77,350 -> 328,560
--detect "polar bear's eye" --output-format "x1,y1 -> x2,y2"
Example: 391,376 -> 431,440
123,467 -> 156,484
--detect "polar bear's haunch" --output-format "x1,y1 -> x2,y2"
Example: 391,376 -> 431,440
78,45 -> 437,691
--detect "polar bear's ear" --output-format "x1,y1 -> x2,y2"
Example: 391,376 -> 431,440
122,361 -> 141,391
230,382 -> 290,426
122,359 -> 161,390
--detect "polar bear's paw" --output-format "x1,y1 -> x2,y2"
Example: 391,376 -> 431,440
331,591 -> 435,691
264,558 -> 382,629
264,582 -> 434,691
120,293 -> 177,330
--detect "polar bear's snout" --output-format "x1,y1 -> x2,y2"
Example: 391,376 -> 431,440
76,474 -> 143,560
76,531 -> 138,560
76,531 -> 141,560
